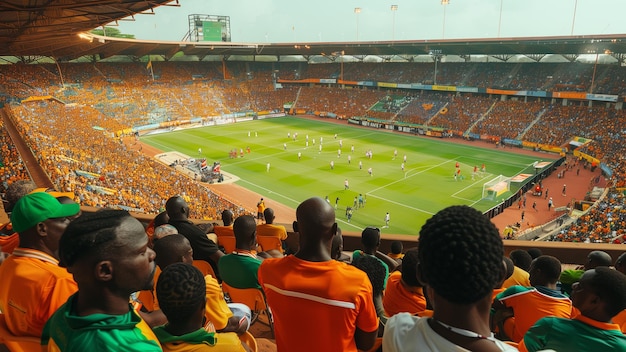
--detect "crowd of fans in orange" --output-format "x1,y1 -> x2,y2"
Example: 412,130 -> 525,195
1,61 -> 626,244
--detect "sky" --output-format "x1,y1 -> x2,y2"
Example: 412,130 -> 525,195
116,0 -> 626,43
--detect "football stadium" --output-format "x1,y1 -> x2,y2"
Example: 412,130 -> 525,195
1,1 -> 626,351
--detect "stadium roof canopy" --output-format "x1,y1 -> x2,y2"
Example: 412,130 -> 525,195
2,0 -> 626,62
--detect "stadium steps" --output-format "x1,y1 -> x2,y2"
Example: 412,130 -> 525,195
517,108 -> 546,140
464,100 -> 497,135
0,109 -> 55,189
290,87 -> 303,110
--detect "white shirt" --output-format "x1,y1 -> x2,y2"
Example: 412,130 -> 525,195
383,313 -> 518,352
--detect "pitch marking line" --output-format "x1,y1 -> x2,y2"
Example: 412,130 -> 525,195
237,179 -> 301,205
365,193 -> 435,215
369,159 -> 454,194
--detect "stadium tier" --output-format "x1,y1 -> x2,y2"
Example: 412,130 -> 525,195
0,61 -> 625,244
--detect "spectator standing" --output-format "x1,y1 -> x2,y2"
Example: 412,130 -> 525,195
256,199 -> 265,223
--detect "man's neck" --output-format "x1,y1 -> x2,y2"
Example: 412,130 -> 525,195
295,246 -> 332,262
73,289 -> 131,317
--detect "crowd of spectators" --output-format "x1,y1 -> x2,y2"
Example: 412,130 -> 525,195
0,120 -> 29,195
3,102 -> 244,221
3,61 -> 626,244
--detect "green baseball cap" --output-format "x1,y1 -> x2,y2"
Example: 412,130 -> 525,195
10,192 -> 80,233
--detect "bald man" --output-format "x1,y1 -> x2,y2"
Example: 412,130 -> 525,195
258,197 -> 378,352
165,196 -> 223,274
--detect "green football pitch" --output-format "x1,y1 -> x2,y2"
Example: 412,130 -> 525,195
142,117 -> 554,237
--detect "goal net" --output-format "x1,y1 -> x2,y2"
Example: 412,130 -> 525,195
482,175 -> 510,200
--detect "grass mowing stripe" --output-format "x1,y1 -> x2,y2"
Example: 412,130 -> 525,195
142,117 -> 556,236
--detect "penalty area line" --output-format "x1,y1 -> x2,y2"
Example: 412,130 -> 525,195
365,193 -> 435,216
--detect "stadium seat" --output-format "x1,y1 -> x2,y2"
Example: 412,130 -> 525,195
239,331 -> 258,352
192,260 -> 216,278
0,313 -> 42,352
221,282 -> 274,337
217,236 -> 236,254
256,236 -> 283,254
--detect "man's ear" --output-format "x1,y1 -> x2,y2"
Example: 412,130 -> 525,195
36,222 -> 47,237
292,221 -> 298,233
95,261 -> 114,282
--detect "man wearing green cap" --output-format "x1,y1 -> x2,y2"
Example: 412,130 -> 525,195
0,192 -> 80,338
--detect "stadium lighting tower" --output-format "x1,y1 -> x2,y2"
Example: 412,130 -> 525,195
441,0 -> 450,39
354,7 -> 362,41
391,5 -> 398,41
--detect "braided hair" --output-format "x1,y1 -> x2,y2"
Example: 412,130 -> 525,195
418,205 -> 503,304
157,263 -> 206,323
352,255 -> 387,297
59,210 -> 130,268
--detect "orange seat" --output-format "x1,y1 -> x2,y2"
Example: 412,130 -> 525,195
256,236 -> 283,254
221,282 -> 273,337
239,331 -> 258,352
218,236 -> 236,254
192,260 -> 216,278
0,313 -> 42,352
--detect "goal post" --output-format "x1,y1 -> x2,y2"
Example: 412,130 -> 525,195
482,175 -> 510,200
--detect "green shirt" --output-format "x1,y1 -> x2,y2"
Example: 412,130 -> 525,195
218,252 -> 262,289
352,250 -> 390,290
42,294 -> 162,351
523,315 -> 626,352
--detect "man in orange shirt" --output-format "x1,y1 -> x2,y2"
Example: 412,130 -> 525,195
0,192 -> 80,337
258,197 -> 379,352
213,209 -> 235,238
256,198 -> 265,223
256,208 -> 288,253
382,248 -> 431,318
493,255 -> 572,342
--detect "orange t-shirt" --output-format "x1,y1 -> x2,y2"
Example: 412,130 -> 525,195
213,225 -> 234,238
497,286 -> 572,342
502,266 -> 531,289
256,223 -> 288,252
0,248 -> 77,337
382,271 -> 428,317
612,309 -> 626,333
256,223 -> 287,240
259,256 -> 379,352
